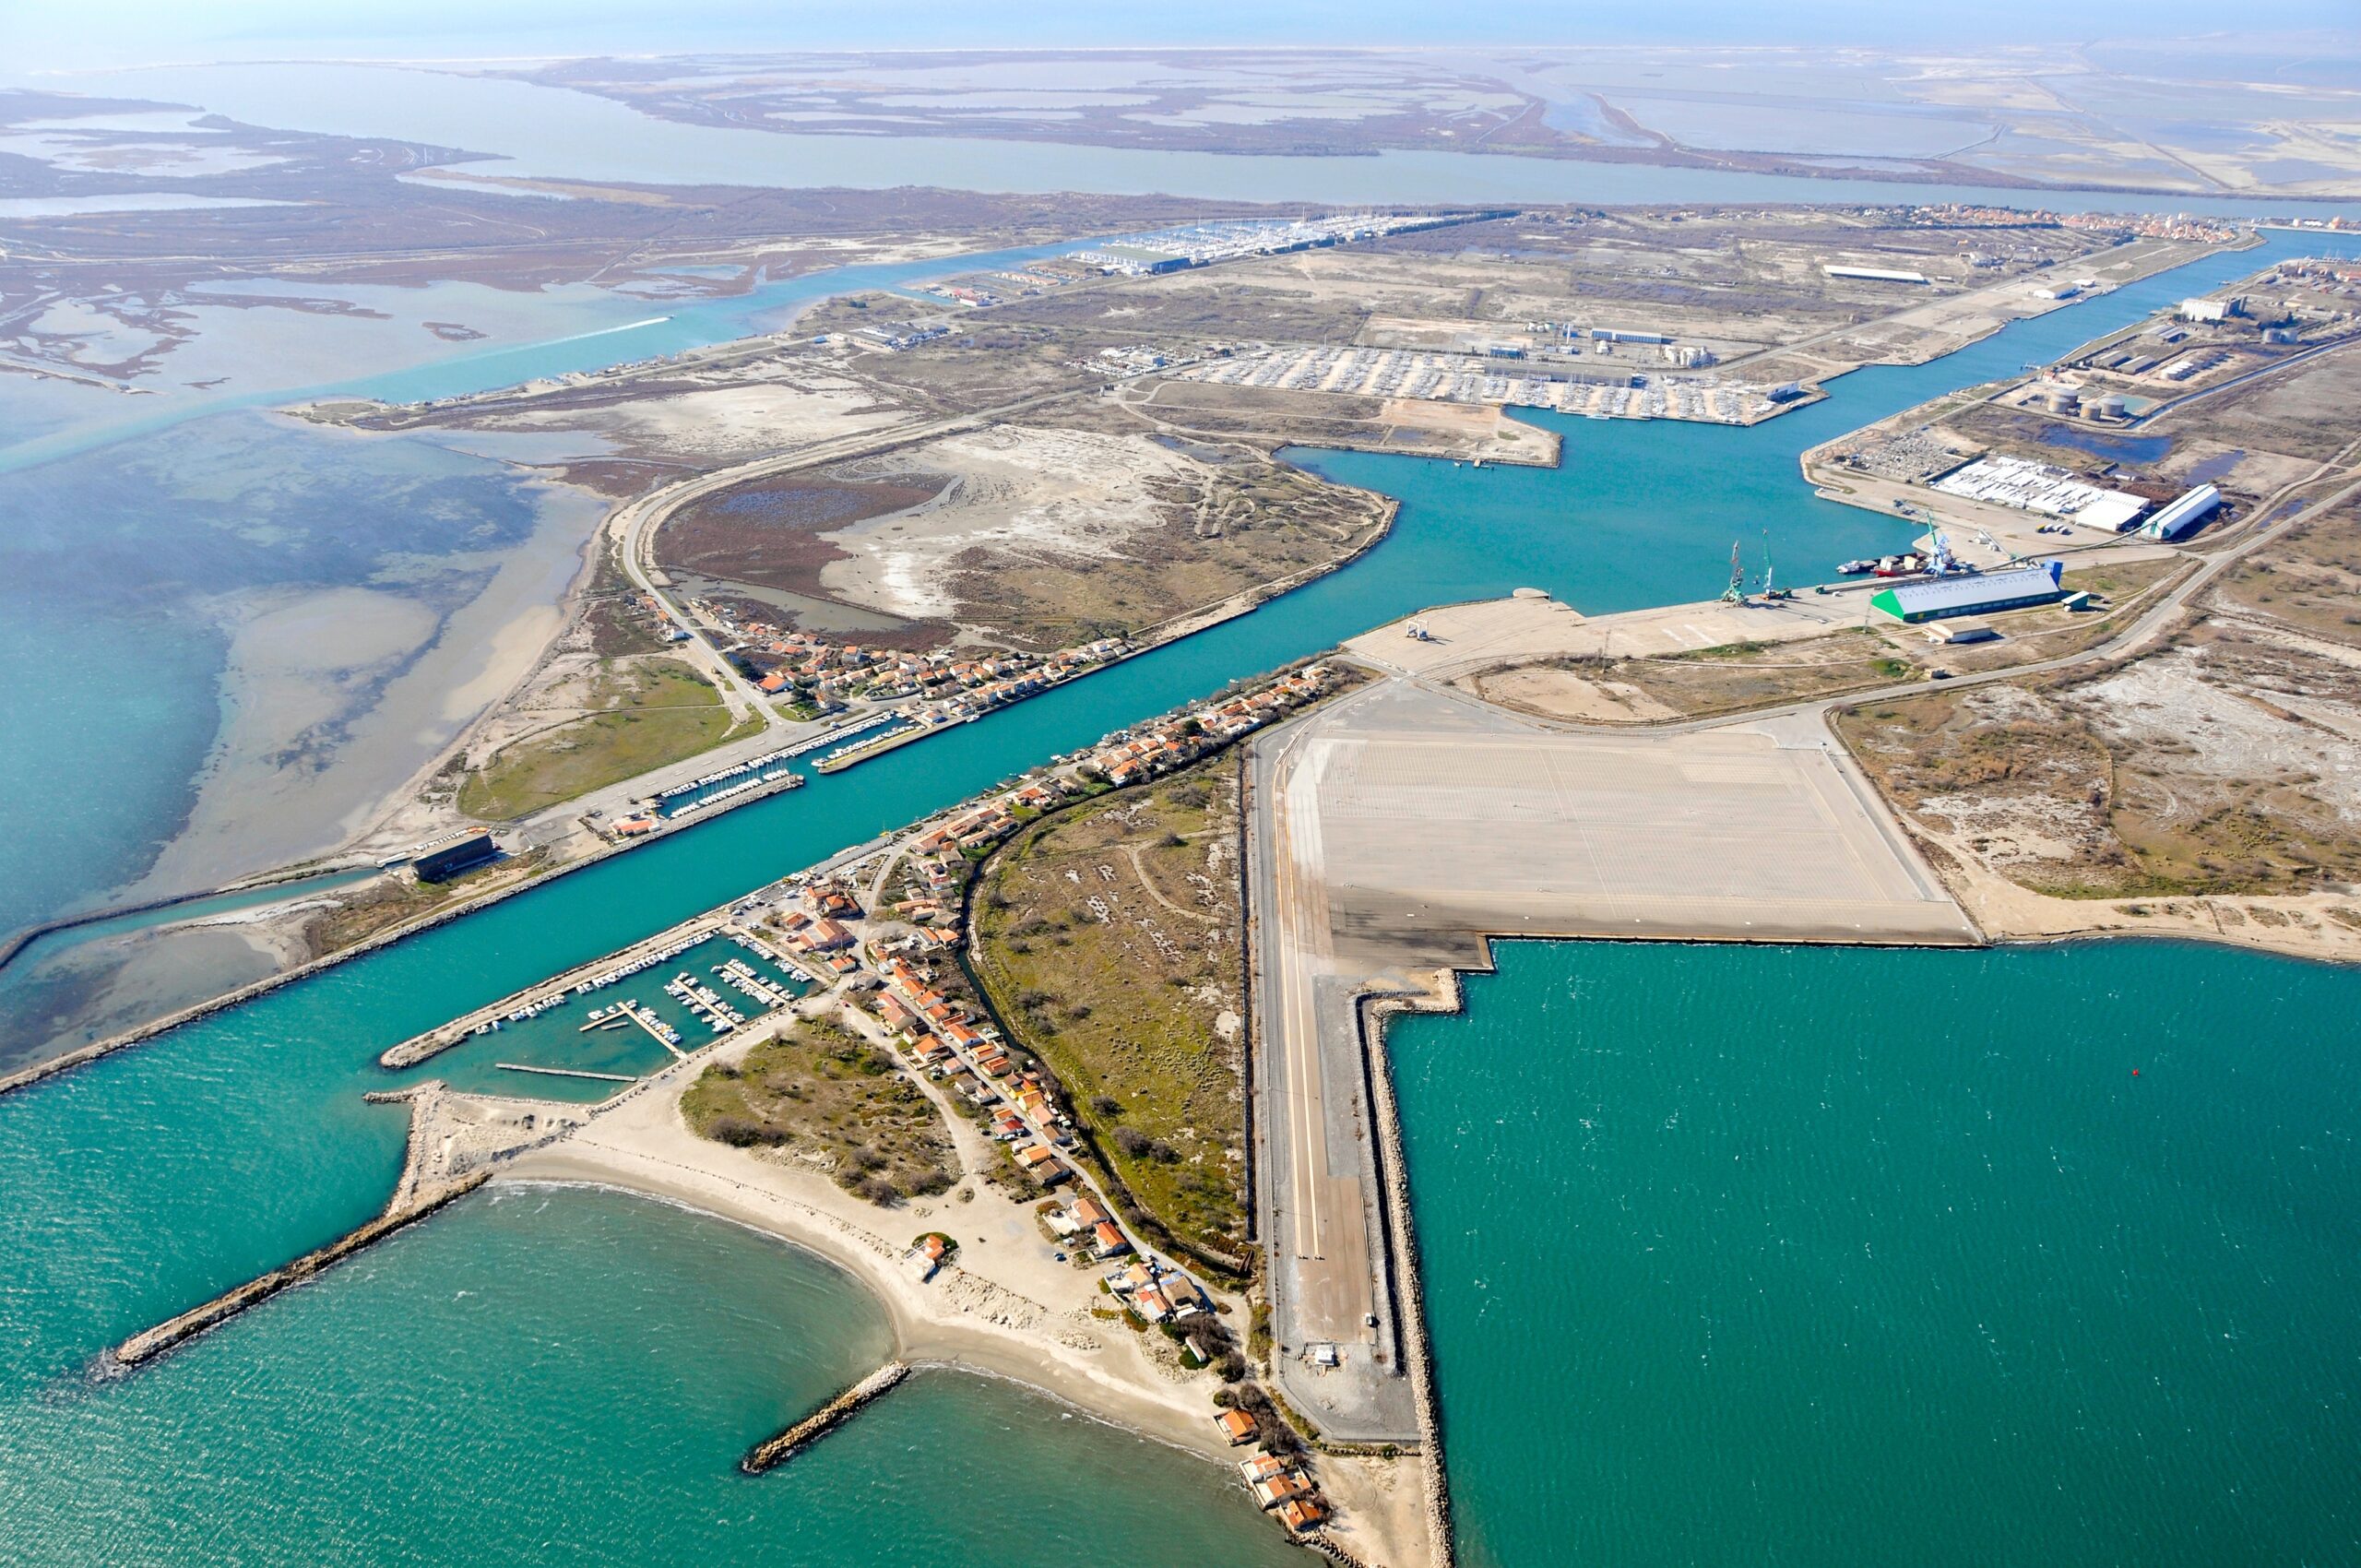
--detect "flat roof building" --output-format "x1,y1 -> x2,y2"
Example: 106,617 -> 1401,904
413,833 -> 498,883
1870,562 -> 2065,624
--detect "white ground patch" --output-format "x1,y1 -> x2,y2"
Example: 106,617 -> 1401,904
492,377 -> 907,462
821,426 -> 1204,622
2078,647 -> 2361,826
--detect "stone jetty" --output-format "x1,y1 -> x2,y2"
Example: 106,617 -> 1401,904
107,1081 -> 579,1372
741,1361 -> 910,1473
110,1170 -> 489,1369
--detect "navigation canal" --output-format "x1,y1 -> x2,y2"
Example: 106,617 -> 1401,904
1,232 -> 2356,1563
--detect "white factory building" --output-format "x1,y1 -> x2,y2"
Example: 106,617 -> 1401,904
2139,484 -> 2221,540
1930,455 -> 2148,532
1824,265 -> 1929,285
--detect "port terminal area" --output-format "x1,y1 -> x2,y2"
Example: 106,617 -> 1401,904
379,917 -> 818,1086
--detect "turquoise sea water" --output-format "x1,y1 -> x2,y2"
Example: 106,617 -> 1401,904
2,232 -> 2358,1562
0,1184 -> 1301,1567
1392,942 -> 2361,1567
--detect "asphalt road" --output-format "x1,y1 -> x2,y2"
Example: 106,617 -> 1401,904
1247,701 -> 1422,1445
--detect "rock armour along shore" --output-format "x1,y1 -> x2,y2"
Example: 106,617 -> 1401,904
1363,974 -> 1465,1568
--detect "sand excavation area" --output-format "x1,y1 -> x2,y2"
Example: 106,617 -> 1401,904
662,422 -> 1389,651
411,364 -> 917,466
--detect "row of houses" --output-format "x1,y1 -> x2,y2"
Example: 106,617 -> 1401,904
1211,1420 -> 1331,1532
1087,665 -> 1335,786
767,878 -> 869,977
725,614 -> 1129,719
737,679 -> 1346,1538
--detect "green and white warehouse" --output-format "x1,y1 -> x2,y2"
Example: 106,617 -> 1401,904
1869,562 -> 2065,624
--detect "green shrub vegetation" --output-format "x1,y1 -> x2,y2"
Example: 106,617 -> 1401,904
682,1017 -> 958,1206
459,659 -> 754,820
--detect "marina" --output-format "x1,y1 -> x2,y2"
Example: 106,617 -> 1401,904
650,764 -> 806,822
385,923 -> 813,1088
781,710 -> 900,759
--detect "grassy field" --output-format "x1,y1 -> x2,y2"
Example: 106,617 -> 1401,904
458,659 -> 751,820
969,757 -> 1251,1263
2218,492 -> 2361,647
682,1016 -> 958,1206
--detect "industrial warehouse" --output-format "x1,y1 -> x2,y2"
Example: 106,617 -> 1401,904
1930,455 -> 2149,532
1869,561 -> 2067,624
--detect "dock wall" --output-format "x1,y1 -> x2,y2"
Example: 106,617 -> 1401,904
1361,977 -> 1464,1568
741,1360 -> 909,1473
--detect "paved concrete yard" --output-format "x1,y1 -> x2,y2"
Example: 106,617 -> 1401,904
1247,674 -> 1973,1443
1347,588 -> 1873,685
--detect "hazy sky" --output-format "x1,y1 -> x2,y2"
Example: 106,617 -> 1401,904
7,0 -> 2356,72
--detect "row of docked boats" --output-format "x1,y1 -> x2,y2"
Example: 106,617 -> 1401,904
783,710 -> 897,759
1838,552 -> 1931,577
716,957 -> 794,1010
665,971 -> 746,1033
662,768 -> 802,820
576,932 -> 706,996
657,740 -> 813,802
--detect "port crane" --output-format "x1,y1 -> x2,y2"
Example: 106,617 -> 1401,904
1720,540 -> 1747,604
1757,529 -> 1794,600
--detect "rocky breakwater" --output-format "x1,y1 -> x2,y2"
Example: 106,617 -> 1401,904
741,1360 -> 910,1473
1361,978 -> 1462,1568
105,1081 -> 581,1372
107,1170 -> 489,1371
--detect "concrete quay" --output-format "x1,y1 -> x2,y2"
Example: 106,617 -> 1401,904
1242,667 -> 1977,1450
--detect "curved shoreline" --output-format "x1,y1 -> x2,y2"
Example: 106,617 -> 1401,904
0,861 -> 374,977
492,1155 -> 1243,1465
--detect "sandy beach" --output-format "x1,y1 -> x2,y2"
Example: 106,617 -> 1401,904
1915,831 -> 2361,964
496,1061 -> 1433,1567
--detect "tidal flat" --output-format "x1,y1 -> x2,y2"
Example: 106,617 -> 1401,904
0,408 -> 605,984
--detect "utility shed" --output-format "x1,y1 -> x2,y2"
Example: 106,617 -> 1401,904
1870,562 -> 2065,624
413,833 -> 498,883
